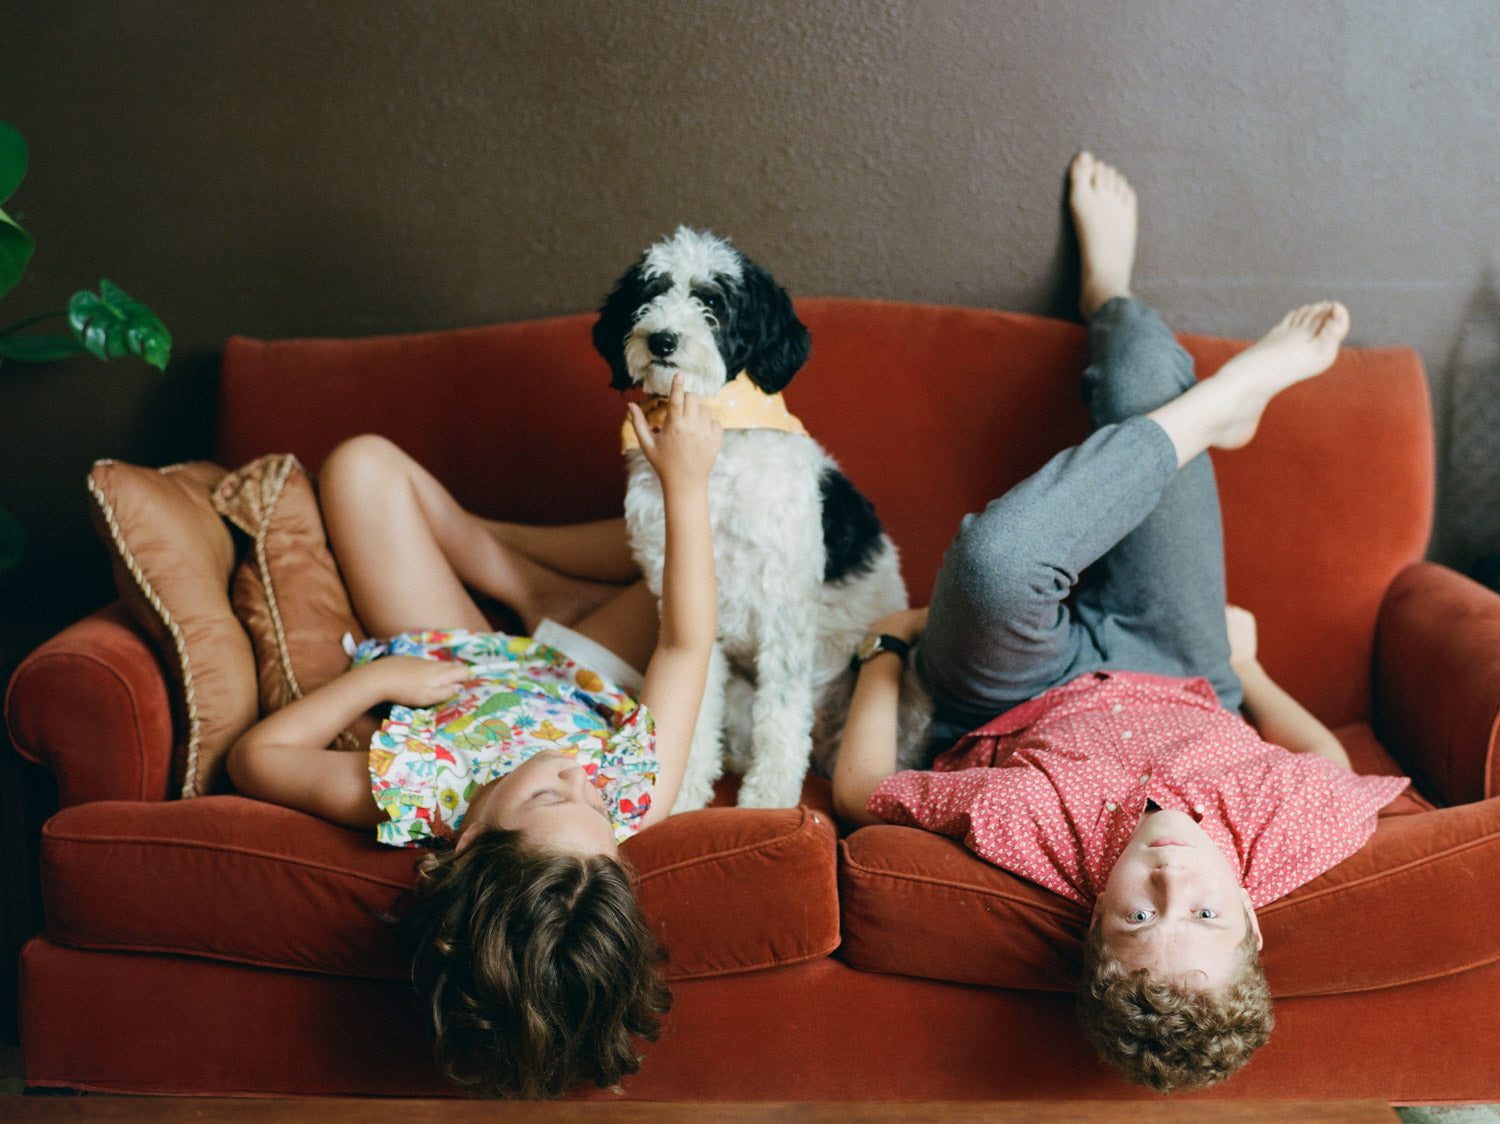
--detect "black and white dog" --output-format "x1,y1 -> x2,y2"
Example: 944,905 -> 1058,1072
594,226 -> 928,810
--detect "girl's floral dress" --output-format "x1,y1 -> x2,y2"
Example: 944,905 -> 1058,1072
352,630 -> 656,847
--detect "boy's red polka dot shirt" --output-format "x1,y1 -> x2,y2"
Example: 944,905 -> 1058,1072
869,671 -> 1409,908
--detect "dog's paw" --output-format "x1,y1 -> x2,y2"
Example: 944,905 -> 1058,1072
735,768 -> 806,809
670,741 -> 722,815
670,779 -> 714,815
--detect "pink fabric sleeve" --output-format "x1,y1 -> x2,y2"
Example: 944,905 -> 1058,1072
867,769 -> 988,838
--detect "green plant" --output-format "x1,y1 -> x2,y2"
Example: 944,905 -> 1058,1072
0,120 -> 173,574
1,122 -> 171,369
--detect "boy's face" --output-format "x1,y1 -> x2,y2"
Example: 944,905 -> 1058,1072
1093,809 -> 1263,990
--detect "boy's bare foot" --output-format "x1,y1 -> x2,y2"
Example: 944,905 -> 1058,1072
1148,301 -> 1350,465
1205,300 -> 1351,449
1070,152 -> 1138,319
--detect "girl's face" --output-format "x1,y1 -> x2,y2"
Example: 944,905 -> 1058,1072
456,750 -> 620,857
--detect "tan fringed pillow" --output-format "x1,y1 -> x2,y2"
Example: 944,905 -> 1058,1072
212,454 -> 367,750
87,459 -> 258,797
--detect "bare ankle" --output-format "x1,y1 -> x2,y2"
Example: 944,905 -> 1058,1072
1080,284 -> 1131,320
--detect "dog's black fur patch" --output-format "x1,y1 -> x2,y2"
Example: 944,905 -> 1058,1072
594,264 -> 667,390
592,239 -> 811,393
819,467 -> 886,585
723,260 -> 810,394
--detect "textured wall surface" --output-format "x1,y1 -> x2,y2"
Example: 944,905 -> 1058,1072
1,0 -> 1498,628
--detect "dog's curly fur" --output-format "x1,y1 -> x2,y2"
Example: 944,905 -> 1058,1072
594,227 -> 928,809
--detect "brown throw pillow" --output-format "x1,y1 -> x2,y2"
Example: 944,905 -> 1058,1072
212,453 -> 367,751
87,459 -> 258,797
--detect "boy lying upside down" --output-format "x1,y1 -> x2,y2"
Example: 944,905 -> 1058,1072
832,153 -> 1407,1091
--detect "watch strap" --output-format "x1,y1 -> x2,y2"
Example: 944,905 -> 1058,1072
851,632 -> 911,673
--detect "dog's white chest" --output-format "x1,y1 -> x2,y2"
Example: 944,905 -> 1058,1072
625,431 -> 828,596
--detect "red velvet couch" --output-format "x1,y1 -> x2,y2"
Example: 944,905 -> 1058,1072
10,298 -> 1500,1102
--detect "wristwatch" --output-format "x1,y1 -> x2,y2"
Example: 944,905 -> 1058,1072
850,633 -> 911,673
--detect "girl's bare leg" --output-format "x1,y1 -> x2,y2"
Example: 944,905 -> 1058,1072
482,517 -> 640,584
319,435 -> 625,637
567,580 -> 661,675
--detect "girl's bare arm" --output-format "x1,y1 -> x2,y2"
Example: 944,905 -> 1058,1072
226,657 -> 469,827
630,378 -> 722,826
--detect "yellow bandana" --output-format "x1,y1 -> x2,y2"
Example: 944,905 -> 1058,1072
620,371 -> 809,452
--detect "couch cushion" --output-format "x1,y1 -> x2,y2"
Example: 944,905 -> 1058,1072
212,453 -> 367,749
839,824 -> 1088,993
86,459 -> 257,797
40,793 -> 839,982
629,805 -> 840,979
1253,794 -> 1500,996
839,733 -> 1500,999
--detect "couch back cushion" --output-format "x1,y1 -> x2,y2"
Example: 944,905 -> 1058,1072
221,298 -> 1432,729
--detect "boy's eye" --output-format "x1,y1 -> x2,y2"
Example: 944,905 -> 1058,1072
1194,909 -> 1217,920
1129,909 -> 1153,923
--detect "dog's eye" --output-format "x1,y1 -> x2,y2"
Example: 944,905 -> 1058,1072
693,289 -> 725,326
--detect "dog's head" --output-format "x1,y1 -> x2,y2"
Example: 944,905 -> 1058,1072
593,226 -> 811,398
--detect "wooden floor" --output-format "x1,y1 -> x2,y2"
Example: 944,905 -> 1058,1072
0,1098 -> 1403,1122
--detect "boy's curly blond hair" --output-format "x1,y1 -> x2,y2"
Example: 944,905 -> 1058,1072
1075,918 -> 1273,1092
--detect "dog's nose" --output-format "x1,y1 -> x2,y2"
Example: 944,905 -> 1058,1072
646,331 -> 678,360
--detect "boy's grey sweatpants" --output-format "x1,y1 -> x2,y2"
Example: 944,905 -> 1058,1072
914,297 -> 1244,752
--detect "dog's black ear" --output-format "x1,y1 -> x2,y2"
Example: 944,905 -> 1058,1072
594,263 -> 644,390
736,261 -> 811,394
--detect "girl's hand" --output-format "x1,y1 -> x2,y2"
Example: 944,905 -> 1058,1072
375,656 -> 471,708
628,374 -> 722,489
1225,604 -> 1258,669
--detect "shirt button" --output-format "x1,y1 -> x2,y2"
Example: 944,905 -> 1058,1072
1121,729 -> 1133,740
1140,774 -> 1150,784
1111,703 -> 1123,713
1193,803 -> 1206,815
1105,801 -> 1118,812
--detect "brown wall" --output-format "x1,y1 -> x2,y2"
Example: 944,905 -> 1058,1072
2,0 -> 1498,632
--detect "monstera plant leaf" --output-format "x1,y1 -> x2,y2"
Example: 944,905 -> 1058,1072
69,280 -> 172,371
0,122 -> 172,576
0,121 -> 34,298
0,280 -> 172,370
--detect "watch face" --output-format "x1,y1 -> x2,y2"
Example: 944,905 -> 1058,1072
857,634 -> 881,662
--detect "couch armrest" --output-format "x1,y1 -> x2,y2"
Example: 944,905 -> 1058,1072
1374,562 -> 1500,806
5,603 -> 174,805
